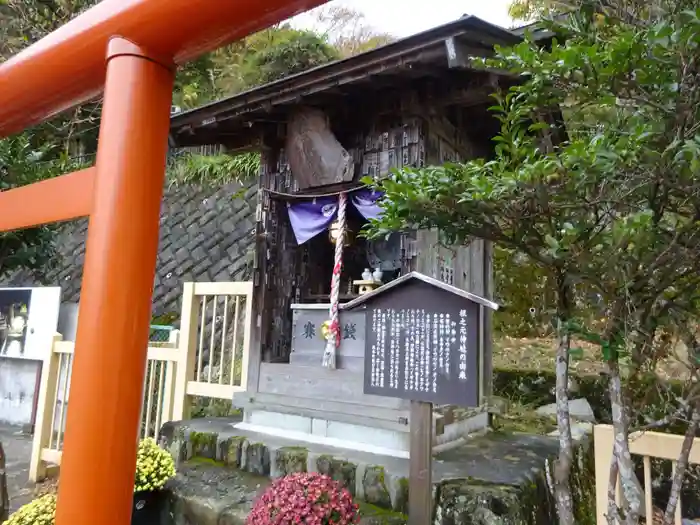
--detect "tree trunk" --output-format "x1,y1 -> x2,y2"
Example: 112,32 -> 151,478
608,362 -> 643,525
662,402 -> 700,525
0,440 -> 8,523
553,317 -> 575,525
607,455 -> 621,525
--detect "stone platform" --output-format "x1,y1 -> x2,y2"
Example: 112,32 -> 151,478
160,417 -> 576,525
0,424 -> 34,514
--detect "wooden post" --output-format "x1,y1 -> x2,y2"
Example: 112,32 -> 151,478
172,283 -> 200,421
29,334 -> 63,483
54,38 -> 174,525
409,400 -> 433,525
28,360 -> 43,435
160,329 -> 180,428
594,425 -> 615,525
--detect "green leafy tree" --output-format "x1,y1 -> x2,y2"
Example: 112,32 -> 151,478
171,25 -> 341,110
0,0 -> 100,282
245,28 -> 339,85
367,2 -> 700,523
209,25 -> 340,99
0,0 -> 95,57
172,55 -> 220,110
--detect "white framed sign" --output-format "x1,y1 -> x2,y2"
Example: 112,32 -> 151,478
0,287 -> 61,361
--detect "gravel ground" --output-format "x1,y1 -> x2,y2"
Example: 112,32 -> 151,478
0,424 -> 34,514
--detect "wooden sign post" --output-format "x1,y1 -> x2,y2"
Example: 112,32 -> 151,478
409,400 -> 433,525
342,272 -> 500,525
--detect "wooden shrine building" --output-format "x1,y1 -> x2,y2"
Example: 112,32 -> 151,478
169,16 -> 527,456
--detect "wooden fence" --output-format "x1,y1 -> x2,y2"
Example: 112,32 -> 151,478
594,424 -> 700,525
29,281 -> 254,482
171,281 -> 253,420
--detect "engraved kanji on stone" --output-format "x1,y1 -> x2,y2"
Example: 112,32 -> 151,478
343,323 -> 357,340
303,321 -> 315,339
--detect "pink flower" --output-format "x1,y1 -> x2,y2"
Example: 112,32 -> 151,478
247,473 -> 359,525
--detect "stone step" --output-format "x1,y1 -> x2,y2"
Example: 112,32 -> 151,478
159,417 -> 593,524
161,462 -> 408,525
161,462 -> 265,525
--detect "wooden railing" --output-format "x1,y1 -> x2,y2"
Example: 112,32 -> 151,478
172,281 -> 253,420
140,333 -> 180,440
28,280 -> 254,482
594,424 -> 700,525
29,331 -> 180,482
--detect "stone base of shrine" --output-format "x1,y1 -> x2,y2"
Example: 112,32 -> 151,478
232,362 -> 491,458
235,404 -> 490,458
239,410 -> 411,458
158,416 -> 582,524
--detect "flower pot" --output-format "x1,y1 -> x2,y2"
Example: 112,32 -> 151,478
131,490 -> 163,525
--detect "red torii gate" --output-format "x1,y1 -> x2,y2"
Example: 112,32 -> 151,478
0,1 -> 328,523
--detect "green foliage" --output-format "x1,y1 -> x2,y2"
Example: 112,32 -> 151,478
244,28 -> 339,85
368,1 -> 700,354
493,247 -> 558,336
166,152 -> 260,187
0,2 -> 101,280
173,25 -> 340,109
0,0 -> 95,57
173,55 -> 219,109
0,1 -> 102,153
367,7 -> 700,518
508,0 -> 568,21
151,312 -> 179,327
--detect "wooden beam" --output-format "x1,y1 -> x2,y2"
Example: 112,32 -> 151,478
0,167 -> 95,232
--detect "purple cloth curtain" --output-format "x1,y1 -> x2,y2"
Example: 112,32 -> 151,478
286,190 -> 385,245
351,189 -> 384,221
287,197 -> 338,245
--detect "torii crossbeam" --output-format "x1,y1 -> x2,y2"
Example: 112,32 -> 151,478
0,1 -> 327,523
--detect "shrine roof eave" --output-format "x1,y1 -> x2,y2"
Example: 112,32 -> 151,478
168,15 -> 527,149
340,271 -> 501,312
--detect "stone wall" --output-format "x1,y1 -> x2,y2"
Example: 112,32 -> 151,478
5,181 -> 257,321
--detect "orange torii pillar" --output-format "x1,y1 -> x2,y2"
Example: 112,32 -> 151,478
0,1 -> 328,524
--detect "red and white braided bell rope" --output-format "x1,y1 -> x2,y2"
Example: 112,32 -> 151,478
322,191 -> 347,369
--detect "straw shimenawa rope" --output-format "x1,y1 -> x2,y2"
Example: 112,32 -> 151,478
322,191 -> 347,369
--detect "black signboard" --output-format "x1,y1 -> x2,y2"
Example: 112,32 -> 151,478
352,278 -> 482,407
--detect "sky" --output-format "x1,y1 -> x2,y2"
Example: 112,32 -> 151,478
291,0 -> 516,38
